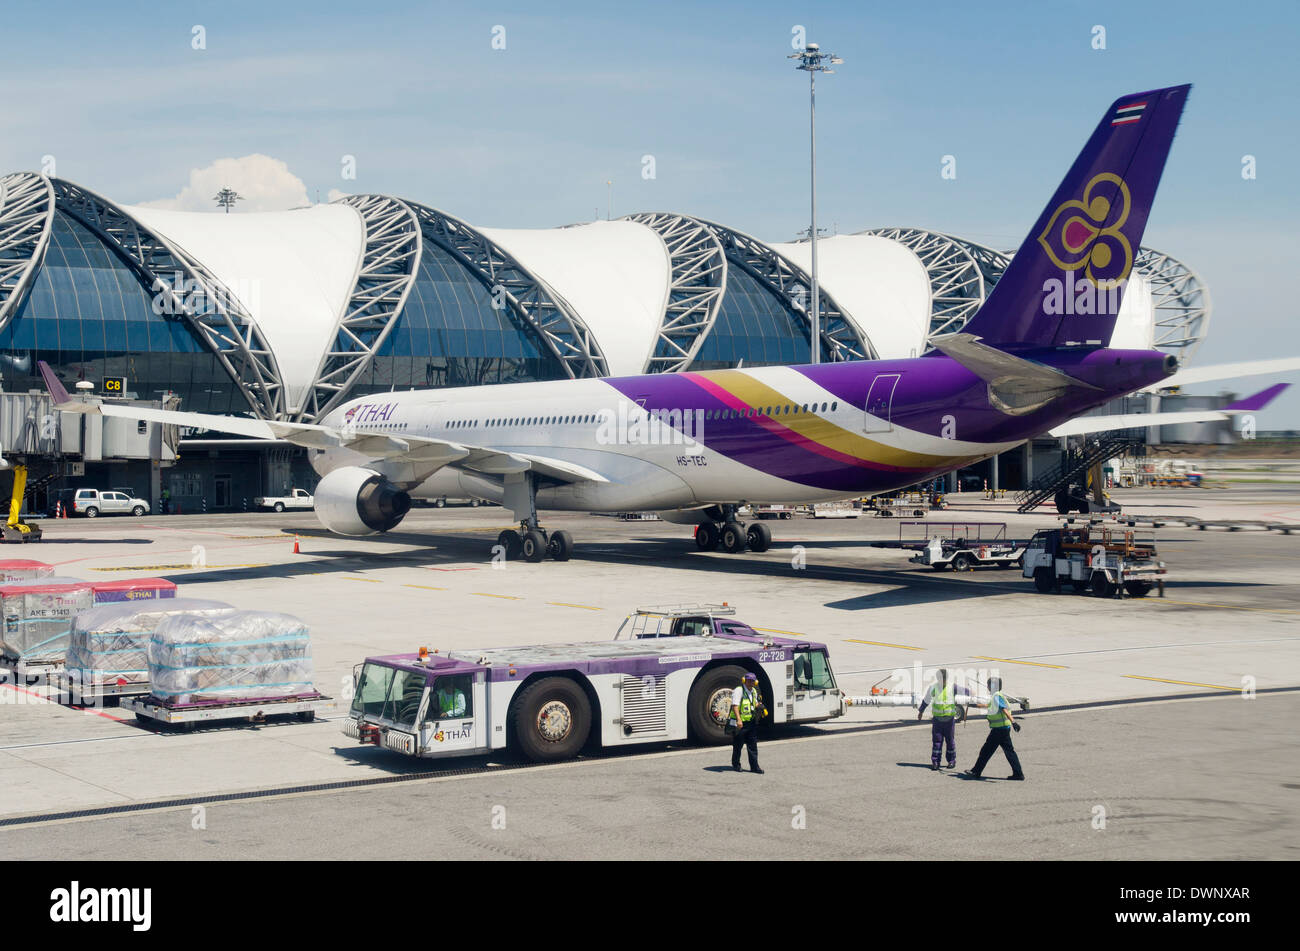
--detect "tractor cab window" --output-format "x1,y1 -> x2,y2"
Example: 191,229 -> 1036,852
429,675 -> 472,720
351,664 -> 428,727
670,617 -> 712,638
793,650 -> 836,691
718,621 -> 757,637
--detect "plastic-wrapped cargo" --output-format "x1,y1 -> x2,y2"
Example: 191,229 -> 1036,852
0,580 -> 96,664
148,611 -> 315,705
0,560 -> 55,583
66,598 -> 237,687
91,577 -> 179,605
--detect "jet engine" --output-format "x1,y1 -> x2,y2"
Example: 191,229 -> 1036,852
314,466 -> 411,536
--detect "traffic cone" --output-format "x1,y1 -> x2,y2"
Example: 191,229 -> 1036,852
293,536 -> 300,554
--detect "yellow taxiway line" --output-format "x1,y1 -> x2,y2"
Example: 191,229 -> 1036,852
972,655 -> 1069,669
846,638 -> 926,652
1123,674 -> 1240,691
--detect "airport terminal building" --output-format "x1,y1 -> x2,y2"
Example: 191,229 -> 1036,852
0,171 -> 1214,511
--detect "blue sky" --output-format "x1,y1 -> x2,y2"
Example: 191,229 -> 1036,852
4,0 -> 1297,424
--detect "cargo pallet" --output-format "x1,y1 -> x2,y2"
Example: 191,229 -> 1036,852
47,670 -> 151,704
0,655 -> 63,686
122,692 -> 331,731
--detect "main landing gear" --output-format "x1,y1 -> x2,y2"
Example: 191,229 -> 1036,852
496,524 -> 574,563
495,471 -> 574,563
693,505 -> 772,555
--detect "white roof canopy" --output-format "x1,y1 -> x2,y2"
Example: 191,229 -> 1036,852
125,203 -> 364,414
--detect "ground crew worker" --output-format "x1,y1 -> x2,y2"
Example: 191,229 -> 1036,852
435,679 -> 467,718
965,676 -> 1025,780
917,668 -> 958,770
729,672 -> 766,774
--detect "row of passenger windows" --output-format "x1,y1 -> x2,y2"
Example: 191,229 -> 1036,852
704,401 -> 837,420
447,414 -> 598,429
443,402 -> 838,430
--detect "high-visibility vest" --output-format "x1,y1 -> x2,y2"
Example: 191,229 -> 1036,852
437,689 -> 463,717
931,683 -> 956,718
987,691 -> 1010,728
738,686 -> 759,722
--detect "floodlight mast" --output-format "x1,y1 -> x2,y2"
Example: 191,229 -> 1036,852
789,43 -> 842,363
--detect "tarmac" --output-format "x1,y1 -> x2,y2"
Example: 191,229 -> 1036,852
1,482 -> 1297,858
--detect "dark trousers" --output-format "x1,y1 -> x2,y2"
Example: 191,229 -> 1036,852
731,721 -> 759,770
971,726 -> 1024,778
931,717 -> 956,766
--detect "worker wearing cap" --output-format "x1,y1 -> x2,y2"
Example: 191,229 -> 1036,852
965,676 -> 1025,780
917,668 -> 958,771
729,672 -> 766,774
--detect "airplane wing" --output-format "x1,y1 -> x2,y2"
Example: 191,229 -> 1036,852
37,362 -> 607,486
1048,383 -> 1289,437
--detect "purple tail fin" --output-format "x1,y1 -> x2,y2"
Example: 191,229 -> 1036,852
37,360 -> 73,404
1223,382 -> 1289,412
962,84 -> 1191,349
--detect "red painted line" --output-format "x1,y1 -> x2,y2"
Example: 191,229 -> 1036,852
0,682 -> 127,722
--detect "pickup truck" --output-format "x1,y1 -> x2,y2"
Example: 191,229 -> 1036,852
254,488 -> 314,513
61,488 -> 150,518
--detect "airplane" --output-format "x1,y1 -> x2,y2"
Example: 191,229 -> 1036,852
37,83 -> 1295,562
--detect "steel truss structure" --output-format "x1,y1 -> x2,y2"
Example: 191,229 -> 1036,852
1134,246 -> 1211,362
859,227 -> 1011,344
699,219 -> 875,362
622,212 -> 727,373
407,202 -> 608,380
0,172 -> 56,333
49,179 -> 286,419
300,195 -> 422,421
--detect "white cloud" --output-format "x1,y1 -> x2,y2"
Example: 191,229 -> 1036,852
326,188 -> 350,203
138,154 -> 311,212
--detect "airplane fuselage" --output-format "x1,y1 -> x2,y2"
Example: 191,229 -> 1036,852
310,347 -> 1175,512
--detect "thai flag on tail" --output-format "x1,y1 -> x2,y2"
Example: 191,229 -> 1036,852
1111,100 -> 1146,125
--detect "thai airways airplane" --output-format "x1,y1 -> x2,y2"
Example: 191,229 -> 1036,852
38,84 -> 1293,561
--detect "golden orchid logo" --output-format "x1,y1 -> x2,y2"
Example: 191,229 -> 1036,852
1037,172 -> 1133,289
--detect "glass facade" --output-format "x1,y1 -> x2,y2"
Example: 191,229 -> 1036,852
347,238 -> 567,396
2,209 -> 845,420
0,210 -> 247,415
689,265 -> 830,370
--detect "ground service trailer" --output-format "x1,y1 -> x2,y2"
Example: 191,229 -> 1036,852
342,631 -> 844,762
1022,523 -> 1167,597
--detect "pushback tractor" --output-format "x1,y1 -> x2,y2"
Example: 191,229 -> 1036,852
342,626 -> 845,762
